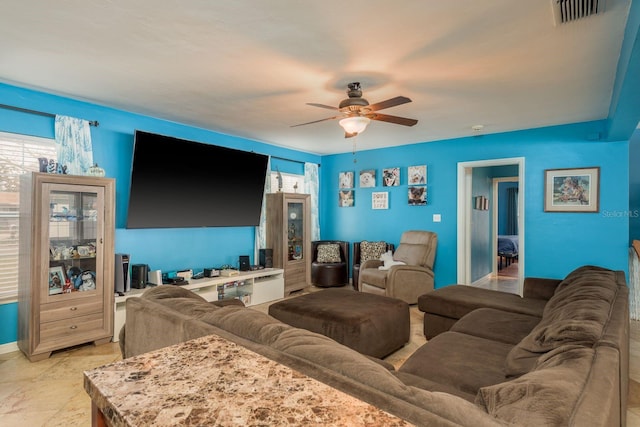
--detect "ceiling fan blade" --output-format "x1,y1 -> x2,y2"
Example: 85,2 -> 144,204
290,115 -> 341,127
367,96 -> 412,112
367,113 -> 418,127
306,103 -> 340,111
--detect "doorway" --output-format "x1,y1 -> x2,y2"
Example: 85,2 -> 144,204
456,157 -> 525,295
493,177 -> 519,285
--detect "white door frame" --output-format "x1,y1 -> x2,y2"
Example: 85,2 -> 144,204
456,157 -> 525,294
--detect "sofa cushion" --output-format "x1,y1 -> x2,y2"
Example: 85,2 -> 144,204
393,371 -> 477,402
505,266 -> 619,377
477,345 -> 595,426
450,308 -> 541,345
543,267 -> 618,317
317,243 -> 341,263
399,331 -> 512,396
359,240 -> 388,263
551,265 -> 618,296
359,268 -> 388,289
393,243 -> 428,266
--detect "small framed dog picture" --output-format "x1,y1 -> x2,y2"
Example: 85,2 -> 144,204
339,190 -> 354,207
382,168 -> 400,187
359,169 -> 376,188
339,171 -> 354,189
408,186 -> 427,205
408,165 -> 427,185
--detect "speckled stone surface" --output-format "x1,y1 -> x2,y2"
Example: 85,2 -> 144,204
84,334 -> 412,426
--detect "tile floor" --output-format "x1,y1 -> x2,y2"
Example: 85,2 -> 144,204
0,281 -> 638,426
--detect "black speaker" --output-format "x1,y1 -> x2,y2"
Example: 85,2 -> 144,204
131,264 -> 149,289
259,248 -> 273,268
239,255 -> 251,271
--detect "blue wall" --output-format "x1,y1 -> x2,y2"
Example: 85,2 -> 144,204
320,123 -> 629,288
0,83 -> 320,345
0,303 -> 18,346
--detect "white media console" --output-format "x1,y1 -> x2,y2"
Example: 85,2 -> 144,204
113,268 -> 285,342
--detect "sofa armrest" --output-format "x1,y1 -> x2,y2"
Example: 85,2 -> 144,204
361,259 -> 384,270
387,265 -> 435,304
522,277 -> 562,300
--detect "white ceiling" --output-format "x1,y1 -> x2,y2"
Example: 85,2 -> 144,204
0,1 -> 631,155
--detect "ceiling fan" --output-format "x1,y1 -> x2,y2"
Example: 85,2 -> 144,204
291,82 -> 418,138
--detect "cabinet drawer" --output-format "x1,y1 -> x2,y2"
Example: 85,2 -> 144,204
41,300 -> 103,323
40,312 -> 104,344
285,268 -> 306,285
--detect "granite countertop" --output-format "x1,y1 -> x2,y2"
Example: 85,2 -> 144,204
84,334 -> 412,426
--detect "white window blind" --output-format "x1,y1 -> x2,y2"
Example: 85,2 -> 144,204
270,172 -> 304,194
0,132 -> 56,301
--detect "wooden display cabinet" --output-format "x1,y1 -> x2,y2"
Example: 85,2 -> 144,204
18,172 -> 115,361
265,193 -> 311,295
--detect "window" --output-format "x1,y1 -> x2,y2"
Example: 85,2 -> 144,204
270,172 -> 304,194
0,132 -> 56,302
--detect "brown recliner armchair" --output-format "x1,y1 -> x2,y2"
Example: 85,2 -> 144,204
310,240 -> 349,287
358,230 -> 437,304
352,241 -> 395,290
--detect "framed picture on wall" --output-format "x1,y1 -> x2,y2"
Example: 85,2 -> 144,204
372,192 -> 389,209
382,168 -> 400,187
359,169 -> 376,187
408,186 -> 427,205
339,171 -> 354,189
544,167 -> 600,212
408,165 -> 427,185
339,190 -> 354,207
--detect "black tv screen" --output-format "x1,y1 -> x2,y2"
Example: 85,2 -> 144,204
127,130 -> 269,228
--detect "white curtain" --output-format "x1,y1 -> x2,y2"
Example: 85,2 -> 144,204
54,115 -> 93,175
255,157 -> 272,262
304,162 -> 320,241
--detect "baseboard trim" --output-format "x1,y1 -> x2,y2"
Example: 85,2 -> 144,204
471,273 -> 494,287
0,341 -> 18,355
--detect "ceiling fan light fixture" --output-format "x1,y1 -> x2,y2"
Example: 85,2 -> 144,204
339,116 -> 370,135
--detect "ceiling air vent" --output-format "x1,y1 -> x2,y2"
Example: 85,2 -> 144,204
552,0 -> 606,25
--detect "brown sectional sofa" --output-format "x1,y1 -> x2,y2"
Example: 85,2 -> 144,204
417,265 -> 629,426
121,265 -> 629,426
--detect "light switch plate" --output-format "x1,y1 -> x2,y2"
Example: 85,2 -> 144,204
433,214 -> 441,222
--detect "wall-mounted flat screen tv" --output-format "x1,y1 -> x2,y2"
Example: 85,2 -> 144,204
127,130 -> 269,229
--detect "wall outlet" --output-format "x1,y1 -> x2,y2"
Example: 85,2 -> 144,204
433,214 -> 442,222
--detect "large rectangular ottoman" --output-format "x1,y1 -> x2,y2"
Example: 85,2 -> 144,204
268,288 -> 409,358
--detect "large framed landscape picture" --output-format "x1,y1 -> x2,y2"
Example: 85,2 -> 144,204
544,167 -> 600,213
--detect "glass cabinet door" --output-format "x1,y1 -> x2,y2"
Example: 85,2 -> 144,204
286,201 -> 304,261
44,183 -> 104,299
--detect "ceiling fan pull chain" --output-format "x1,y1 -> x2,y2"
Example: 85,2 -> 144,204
352,137 -> 358,163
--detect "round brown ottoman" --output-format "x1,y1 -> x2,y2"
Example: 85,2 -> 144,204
311,262 -> 348,287
268,288 -> 410,358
